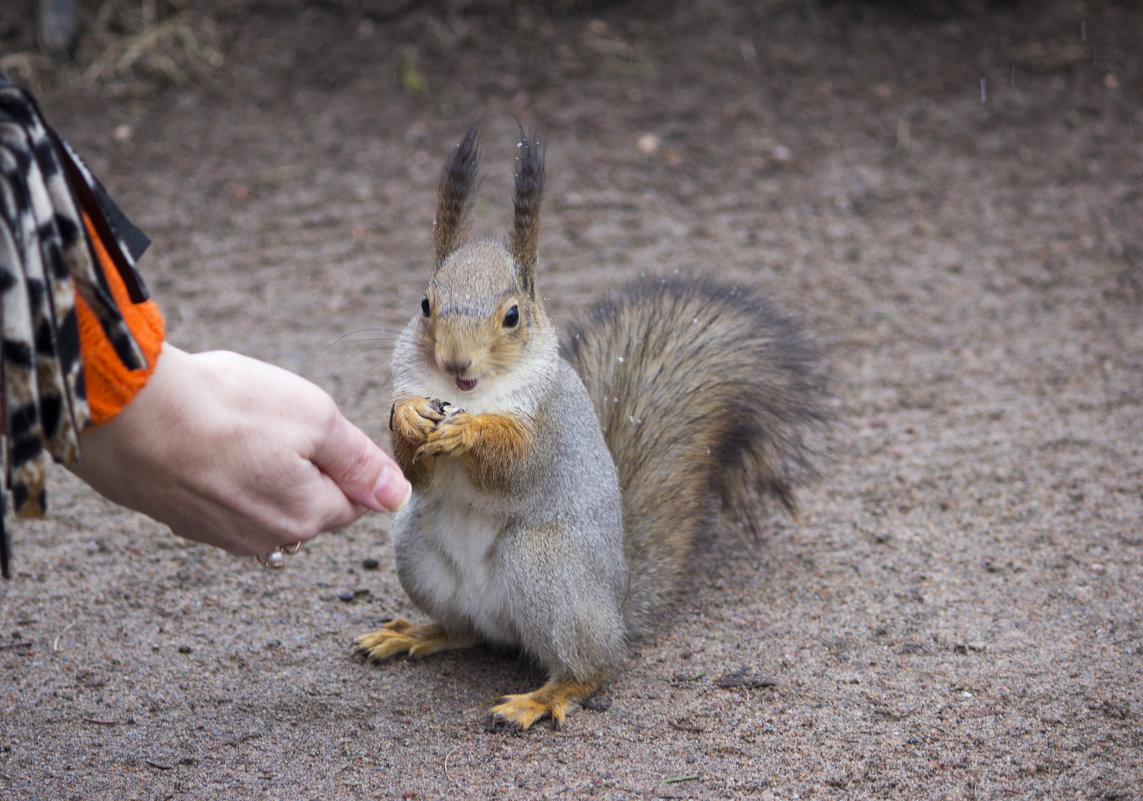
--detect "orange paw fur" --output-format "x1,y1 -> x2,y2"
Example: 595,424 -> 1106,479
356,618 -> 475,661
487,677 -> 601,730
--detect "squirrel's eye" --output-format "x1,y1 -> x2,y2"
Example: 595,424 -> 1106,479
503,305 -> 520,328
421,296 -> 431,318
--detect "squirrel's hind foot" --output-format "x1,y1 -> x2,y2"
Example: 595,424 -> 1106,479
355,618 -> 476,661
486,677 -> 602,731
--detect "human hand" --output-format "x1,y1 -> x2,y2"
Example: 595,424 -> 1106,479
71,344 -> 410,556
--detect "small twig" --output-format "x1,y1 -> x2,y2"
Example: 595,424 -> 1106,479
443,746 -> 460,789
53,621 -> 78,653
145,759 -> 174,771
82,717 -> 120,726
0,640 -> 34,650
662,774 -> 700,784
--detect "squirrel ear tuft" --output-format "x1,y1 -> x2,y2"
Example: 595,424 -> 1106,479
434,117 -> 484,270
509,124 -> 545,298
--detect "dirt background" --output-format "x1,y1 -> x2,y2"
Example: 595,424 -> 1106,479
1,0 -> 1141,798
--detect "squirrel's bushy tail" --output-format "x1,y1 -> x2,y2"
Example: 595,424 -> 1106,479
562,276 -> 825,636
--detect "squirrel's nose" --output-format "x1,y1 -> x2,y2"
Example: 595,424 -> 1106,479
435,333 -> 474,378
437,353 -> 472,377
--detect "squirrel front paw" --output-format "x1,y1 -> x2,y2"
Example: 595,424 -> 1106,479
390,397 -> 449,446
416,411 -> 475,459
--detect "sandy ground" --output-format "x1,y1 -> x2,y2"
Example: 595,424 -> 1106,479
1,1 -> 1141,798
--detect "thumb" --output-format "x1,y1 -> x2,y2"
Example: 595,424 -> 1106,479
311,414 -> 411,513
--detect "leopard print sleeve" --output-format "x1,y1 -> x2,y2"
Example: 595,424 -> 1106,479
0,81 -> 150,578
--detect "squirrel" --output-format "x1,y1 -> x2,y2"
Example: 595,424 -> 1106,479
356,122 -> 824,730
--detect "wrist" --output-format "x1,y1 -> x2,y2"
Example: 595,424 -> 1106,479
76,215 -> 166,429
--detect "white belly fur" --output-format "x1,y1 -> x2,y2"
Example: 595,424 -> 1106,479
395,460 -> 518,647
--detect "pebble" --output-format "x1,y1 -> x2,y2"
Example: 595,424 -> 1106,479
637,132 -> 661,154
581,695 -> 613,713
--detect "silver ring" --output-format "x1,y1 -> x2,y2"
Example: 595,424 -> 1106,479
257,542 -> 302,568
256,550 -> 286,568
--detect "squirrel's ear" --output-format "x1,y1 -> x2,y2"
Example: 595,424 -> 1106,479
434,118 -> 483,270
509,124 -> 545,298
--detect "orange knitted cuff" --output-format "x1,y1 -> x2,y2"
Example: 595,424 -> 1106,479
76,213 -> 166,428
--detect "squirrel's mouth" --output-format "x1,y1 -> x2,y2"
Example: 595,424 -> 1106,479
455,377 -> 478,392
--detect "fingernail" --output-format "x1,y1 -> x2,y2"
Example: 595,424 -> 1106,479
394,481 -> 412,512
373,464 -> 412,512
